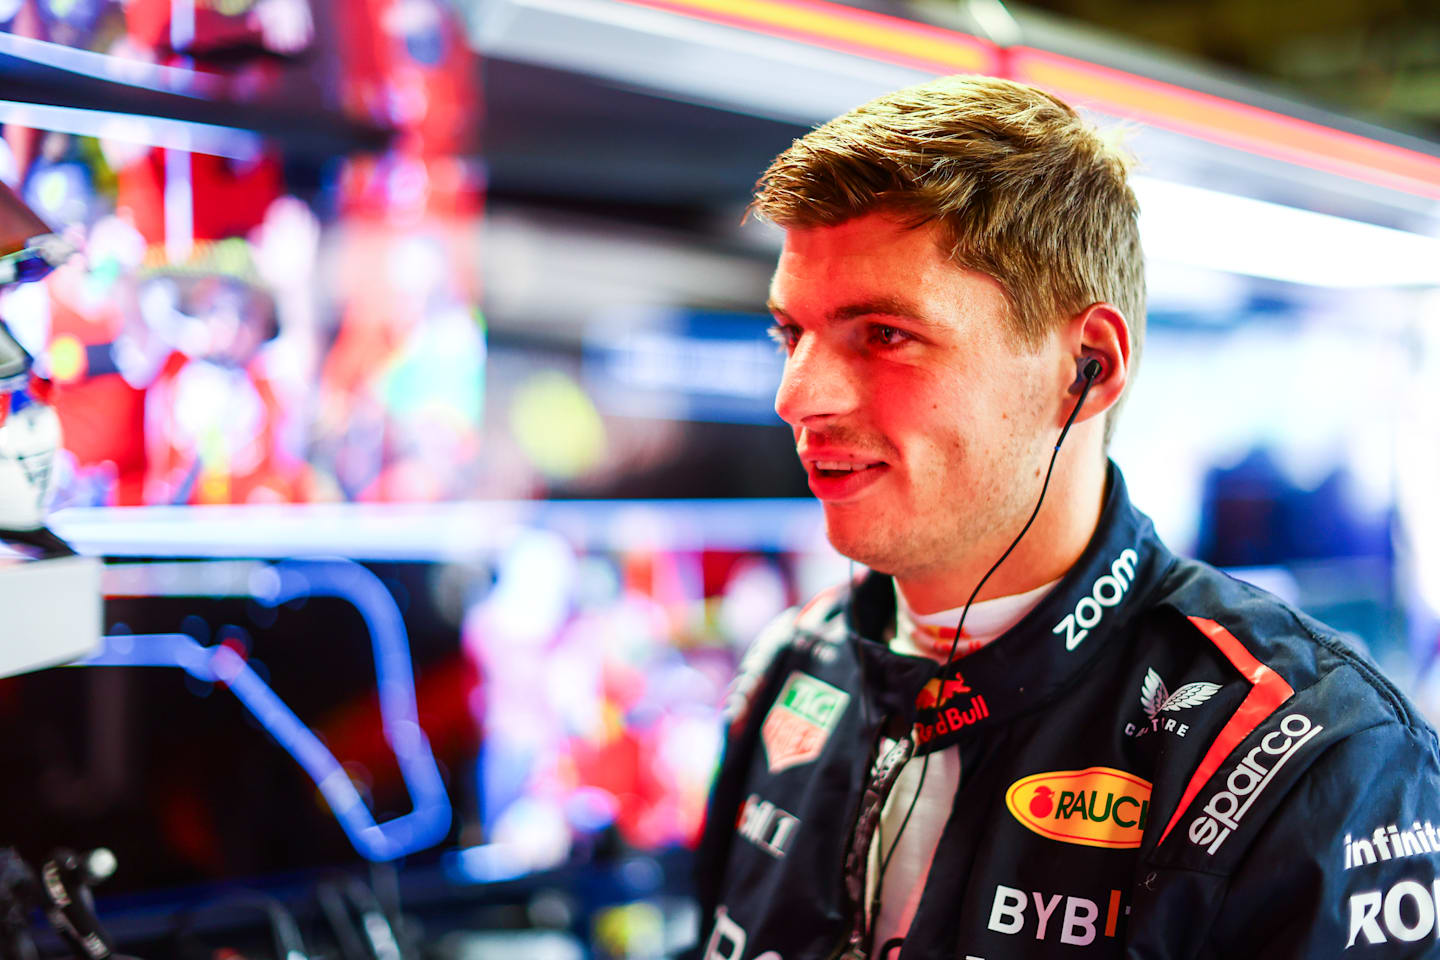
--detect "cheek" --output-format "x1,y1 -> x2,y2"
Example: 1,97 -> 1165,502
871,368 -> 968,437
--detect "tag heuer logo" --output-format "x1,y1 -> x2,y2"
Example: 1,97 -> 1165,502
760,672 -> 850,774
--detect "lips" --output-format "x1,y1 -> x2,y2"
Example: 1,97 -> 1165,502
812,460 -> 877,473
800,452 -> 889,501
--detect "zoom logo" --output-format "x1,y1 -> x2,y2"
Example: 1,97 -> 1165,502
1052,549 -> 1139,651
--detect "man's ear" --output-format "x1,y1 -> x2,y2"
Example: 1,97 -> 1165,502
1060,302 -> 1130,425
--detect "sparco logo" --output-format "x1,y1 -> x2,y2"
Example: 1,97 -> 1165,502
736,794 -> 799,858
1188,713 -> 1324,855
1005,767 -> 1152,849
1052,549 -> 1139,651
1124,668 -> 1220,739
1347,880 -> 1440,948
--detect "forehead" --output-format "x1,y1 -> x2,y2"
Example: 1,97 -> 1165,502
769,213 -> 1010,324
773,214 -> 941,287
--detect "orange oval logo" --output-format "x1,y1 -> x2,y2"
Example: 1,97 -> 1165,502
1005,766 -> 1152,849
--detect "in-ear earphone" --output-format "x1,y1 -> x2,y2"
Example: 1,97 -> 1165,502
1070,356 -> 1103,394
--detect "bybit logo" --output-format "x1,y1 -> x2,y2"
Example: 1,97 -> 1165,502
988,884 -> 1131,945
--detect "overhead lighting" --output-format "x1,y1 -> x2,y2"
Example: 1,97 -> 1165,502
0,101 -> 261,160
1134,176 -> 1440,289
0,31 -> 222,98
48,498 -> 829,557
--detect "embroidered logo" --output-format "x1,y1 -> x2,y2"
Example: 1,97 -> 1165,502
1124,668 -> 1219,740
914,673 -> 972,711
736,794 -> 801,858
1141,668 -> 1219,721
760,671 -> 850,774
1051,548 -> 1139,651
1188,713 -> 1323,855
1005,767 -> 1152,849
914,693 -> 990,748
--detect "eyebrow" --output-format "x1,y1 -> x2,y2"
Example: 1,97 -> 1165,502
766,295 -> 936,326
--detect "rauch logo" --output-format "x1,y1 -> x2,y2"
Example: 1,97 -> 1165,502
1006,767 -> 1153,849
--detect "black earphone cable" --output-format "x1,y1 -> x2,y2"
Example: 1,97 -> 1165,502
875,358 -> 1101,885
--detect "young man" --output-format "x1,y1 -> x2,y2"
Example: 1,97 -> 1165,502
694,76 -> 1440,959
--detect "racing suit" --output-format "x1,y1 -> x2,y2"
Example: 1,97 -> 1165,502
694,465 -> 1440,959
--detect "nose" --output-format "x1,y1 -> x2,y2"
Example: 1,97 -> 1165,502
774,333 -> 860,427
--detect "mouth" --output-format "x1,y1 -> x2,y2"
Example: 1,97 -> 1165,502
802,457 -> 890,501
811,460 -> 884,478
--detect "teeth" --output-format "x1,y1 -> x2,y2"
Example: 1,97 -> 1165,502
815,461 -> 864,472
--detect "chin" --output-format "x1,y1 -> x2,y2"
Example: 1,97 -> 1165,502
822,513 -> 905,576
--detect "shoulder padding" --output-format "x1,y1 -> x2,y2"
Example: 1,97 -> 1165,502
719,585 -> 848,733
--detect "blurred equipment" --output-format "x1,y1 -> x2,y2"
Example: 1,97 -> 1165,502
0,846 -> 122,960
0,180 -> 72,288
1,173 -> 72,543
82,559 -> 454,863
0,164 -> 110,960
0,173 -> 100,679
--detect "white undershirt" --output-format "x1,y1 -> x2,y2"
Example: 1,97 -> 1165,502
867,578 -> 1059,953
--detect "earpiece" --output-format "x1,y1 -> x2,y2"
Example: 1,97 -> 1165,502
1070,356 -> 1103,394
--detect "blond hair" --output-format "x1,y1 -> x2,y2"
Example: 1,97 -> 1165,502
751,75 -> 1145,442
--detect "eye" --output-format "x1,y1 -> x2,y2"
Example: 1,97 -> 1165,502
869,324 -> 912,347
767,323 -> 799,353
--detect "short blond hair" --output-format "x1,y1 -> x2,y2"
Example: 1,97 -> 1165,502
751,75 -> 1145,441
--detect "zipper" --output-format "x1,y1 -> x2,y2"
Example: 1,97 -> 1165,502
822,719 -> 891,960
826,725 -> 916,960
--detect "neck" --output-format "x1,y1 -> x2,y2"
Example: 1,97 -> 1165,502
896,450 -> 1107,616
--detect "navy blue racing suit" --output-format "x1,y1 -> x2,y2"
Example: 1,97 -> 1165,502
694,464 -> 1440,959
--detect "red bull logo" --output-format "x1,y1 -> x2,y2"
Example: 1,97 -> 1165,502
913,693 -> 989,746
914,674 -> 972,711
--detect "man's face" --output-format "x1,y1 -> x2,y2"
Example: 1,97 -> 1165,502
769,212 -> 1058,585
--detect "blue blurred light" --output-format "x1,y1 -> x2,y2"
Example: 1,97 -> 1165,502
442,843 -> 530,885
81,558 -> 451,861
54,498 -> 828,559
0,31 -> 223,98
0,101 -> 261,161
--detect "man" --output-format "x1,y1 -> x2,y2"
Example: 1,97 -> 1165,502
694,75 -> 1440,959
